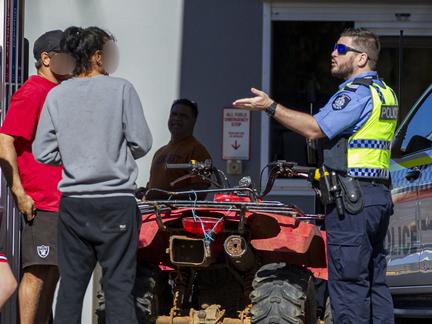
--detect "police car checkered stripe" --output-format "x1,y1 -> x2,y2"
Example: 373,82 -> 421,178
349,139 -> 391,150
348,168 -> 389,178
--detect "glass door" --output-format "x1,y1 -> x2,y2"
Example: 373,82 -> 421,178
378,36 -> 432,122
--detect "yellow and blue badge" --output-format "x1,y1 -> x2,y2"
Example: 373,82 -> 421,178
332,94 -> 351,110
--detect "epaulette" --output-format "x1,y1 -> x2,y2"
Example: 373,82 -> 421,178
352,77 -> 373,86
344,84 -> 360,92
344,77 -> 379,92
351,77 -> 387,103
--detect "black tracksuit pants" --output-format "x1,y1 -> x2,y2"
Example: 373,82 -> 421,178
54,196 -> 141,324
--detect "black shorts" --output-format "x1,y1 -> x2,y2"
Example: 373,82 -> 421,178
22,210 -> 58,268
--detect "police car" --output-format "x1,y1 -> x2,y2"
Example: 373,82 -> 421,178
386,84 -> 432,318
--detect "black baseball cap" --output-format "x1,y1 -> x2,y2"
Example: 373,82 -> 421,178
33,30 -> 64,60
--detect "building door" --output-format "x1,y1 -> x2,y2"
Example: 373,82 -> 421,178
378,36 -> 432,119
270,21 -> 353,165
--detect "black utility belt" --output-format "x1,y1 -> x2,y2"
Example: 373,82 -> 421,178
317,164 -> 391,215
316,168 -> 364,215
355,178 -> 390,188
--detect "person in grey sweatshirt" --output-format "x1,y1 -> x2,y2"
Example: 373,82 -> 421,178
32,26 -> 152,324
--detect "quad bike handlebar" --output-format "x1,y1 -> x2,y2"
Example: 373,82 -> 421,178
166,159 -> 228,189
266,161 -> 315,177
166,163 -> 193,170
141,160 -> 325,231
260,161 -> 316,198
158,159 -> 316,200
166,159 -> 212,171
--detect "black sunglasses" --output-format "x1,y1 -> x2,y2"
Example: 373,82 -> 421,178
333,43 -> 364,55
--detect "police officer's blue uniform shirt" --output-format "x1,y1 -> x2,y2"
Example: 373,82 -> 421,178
313,71 -> 384,140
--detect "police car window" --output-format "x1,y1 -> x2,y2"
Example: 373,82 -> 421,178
401,91 -> 432,152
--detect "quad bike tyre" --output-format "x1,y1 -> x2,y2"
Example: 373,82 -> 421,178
134,263 -> 173,323
250,263 -> 317,324
322,297 -> 332,324
96,263 -> 170,324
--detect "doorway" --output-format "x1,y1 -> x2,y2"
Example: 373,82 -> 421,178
379,36 -> 432,119
270,21 -> 353,165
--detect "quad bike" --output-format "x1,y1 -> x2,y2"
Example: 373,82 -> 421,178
98,160 -> 330,323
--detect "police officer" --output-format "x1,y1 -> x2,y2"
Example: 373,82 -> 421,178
233,28 -> 397,323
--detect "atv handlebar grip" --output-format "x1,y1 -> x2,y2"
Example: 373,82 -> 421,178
292,166 -> 316,173
166,163 -> 192,170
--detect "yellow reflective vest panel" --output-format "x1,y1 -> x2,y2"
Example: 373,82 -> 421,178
347,81 -> 398,179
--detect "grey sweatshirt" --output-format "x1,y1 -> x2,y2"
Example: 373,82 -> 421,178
33,75 -> 152,197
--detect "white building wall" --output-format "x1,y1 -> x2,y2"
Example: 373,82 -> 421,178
25,0 -> 184,187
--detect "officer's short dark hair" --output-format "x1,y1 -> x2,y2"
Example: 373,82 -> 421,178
340,28 -> 380,70
171,98 -> 198,119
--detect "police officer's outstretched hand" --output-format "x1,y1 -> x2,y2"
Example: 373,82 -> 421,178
233,88 -> 273,111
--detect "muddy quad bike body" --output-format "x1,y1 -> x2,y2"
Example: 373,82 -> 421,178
136,161 -> 328,324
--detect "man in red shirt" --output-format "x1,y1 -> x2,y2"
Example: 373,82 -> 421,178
0,30 -> 66,324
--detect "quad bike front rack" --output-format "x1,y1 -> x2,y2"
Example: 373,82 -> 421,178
138,197 -> 326,232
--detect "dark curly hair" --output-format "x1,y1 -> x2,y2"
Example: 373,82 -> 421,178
61,26 -> 115,75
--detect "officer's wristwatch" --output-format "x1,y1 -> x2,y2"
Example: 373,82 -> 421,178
265,101 -> 278,117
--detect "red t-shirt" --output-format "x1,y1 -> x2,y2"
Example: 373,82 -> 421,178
0,75 -> 62,212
